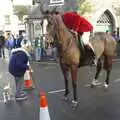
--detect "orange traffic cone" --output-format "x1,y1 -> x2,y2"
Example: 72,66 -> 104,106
23,69 -> 34,90
40,92 -> 51,120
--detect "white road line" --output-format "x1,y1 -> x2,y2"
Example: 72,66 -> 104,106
48,78 -> 120,94
113,58 -> 120,62
48,89 -> 65,94
44,66 -> 56,70
114,78 -> 120,82
0,74 -> 3,79
0,98 -> 15,103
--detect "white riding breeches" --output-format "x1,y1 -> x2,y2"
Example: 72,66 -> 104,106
82,32 -> 90,44
81,32 -> 94,51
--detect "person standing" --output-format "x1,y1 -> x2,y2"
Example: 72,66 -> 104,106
5,33 -> 14,57
0,34 -> 5,58
8,43 -> 33,101
15,34 -> 23,48
62,11 -> 95,64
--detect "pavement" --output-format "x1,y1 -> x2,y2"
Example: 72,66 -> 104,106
1,49 -> 120,120
0,57 -> 39,120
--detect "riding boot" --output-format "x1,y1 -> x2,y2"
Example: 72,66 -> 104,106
78,33 -> 85,57
78,34 -> 86,67
85,45 -> 95,65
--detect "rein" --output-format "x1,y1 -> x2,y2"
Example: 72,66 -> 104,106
55,15 -> 74,53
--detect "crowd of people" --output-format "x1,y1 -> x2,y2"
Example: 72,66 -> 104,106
0,32 -> 31,59
0,32 -> 32,101
33,34 -> 58,61
0,31 -> 57,101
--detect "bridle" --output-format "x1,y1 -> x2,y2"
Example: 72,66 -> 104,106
47,14 -> 74,53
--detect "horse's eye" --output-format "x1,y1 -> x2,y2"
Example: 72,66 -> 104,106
48,21 -> 53,26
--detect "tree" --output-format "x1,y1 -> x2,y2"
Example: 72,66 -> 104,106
64,0 -> 94,15
14,5 -> 31,21
77,0 -> 94,15
64,0 -> 79,11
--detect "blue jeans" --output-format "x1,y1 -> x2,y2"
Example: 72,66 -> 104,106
35,47 -> 41,61
15,76 -> 24,96
0,46 -> 5,58
8,47 -> 12,57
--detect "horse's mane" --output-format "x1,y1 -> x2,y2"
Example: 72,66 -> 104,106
55,14 -> 74,40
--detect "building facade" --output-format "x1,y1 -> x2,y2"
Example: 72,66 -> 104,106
0,0 -> 16,33
86,0 -> 120,34
0,0 -> 33,35
26,0 -> 120,41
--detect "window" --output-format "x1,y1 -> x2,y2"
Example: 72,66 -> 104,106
4,15 -> 11,25
50,0 -> 64,4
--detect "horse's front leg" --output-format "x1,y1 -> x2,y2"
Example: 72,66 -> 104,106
71,64 -> 78,108
60,63 -> 69,101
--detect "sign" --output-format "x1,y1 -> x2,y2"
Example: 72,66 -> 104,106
49,0 -> 64,6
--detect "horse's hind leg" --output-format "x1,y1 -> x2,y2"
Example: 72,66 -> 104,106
104,69 -> 111,89
104,56 -> 112,89
60,63 -> 69,101
91,58 -> 102,87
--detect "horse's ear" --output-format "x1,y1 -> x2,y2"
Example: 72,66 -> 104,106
51,6 -> 58,14
40,4 -> 50,19
40,5 -> 44,14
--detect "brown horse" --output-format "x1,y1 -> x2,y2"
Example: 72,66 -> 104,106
46,13 -> 117,108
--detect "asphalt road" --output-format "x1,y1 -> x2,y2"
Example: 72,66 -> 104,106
1,57 -> 120,120
31,60 -> 120,120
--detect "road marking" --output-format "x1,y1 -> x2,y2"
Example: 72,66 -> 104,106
0,98 -> 15,103
32,61 -> 58,65
0,74 -> 3,79
48,78 -> 120,94
44,66 -> 56,70
114,78 -> 120,82
113,58 -> 120,62
48,89 -> 65,94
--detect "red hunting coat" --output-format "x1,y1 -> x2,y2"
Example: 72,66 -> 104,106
62,11 -> 93,33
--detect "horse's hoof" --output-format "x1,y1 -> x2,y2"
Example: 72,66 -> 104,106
91,79 -> 98,88
64,96 -> 69,101
91,79 -> 101,88
104,83 -> 108,88
71,100 -> 78,110
90,83 -> 96,88
61,96 -> 69,102
103,83 -> 108,91
3,100 -> 7,104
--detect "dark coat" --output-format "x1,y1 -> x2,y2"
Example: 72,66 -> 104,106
9,48 -> 29,77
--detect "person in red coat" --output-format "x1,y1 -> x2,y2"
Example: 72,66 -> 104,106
62,11 -> 95,65
62,11 -> 93,36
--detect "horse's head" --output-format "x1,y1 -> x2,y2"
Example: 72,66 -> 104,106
46,13 -> 58,41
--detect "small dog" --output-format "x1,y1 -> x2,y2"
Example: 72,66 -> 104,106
2,83 -> 11,103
